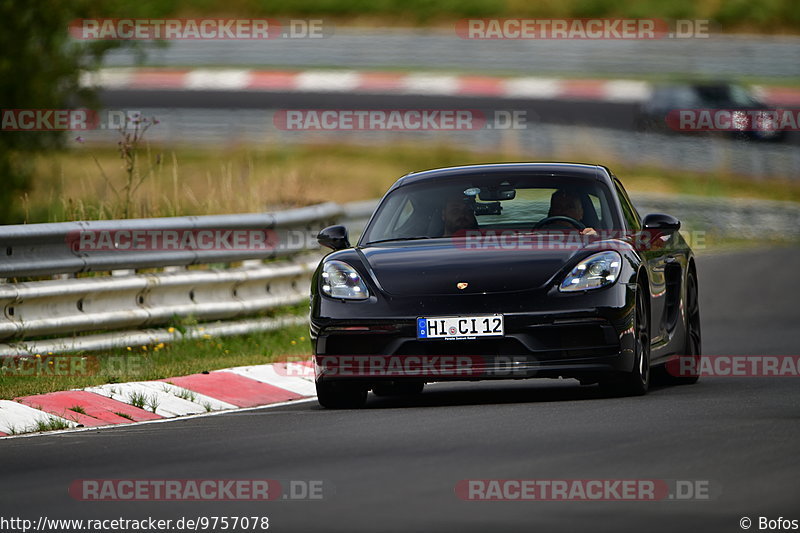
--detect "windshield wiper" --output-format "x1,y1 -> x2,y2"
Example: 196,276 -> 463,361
364,236 -> 434,245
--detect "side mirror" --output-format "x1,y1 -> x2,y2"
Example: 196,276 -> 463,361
317,225 -> 350,251
642,213 -> 681,232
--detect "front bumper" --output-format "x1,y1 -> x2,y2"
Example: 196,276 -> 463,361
312,307 -> 636,385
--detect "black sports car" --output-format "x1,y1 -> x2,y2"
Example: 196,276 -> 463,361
634,81 -> 785,141
310,163 -> 701,408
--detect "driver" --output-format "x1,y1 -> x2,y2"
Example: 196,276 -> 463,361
442,196 -> 478,236
546,189 -> 597,236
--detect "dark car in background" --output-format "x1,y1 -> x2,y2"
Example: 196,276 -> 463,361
635,81 -> 786,141
309,163 -> 701,408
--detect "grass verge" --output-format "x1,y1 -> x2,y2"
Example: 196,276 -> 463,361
0,321 -> 312,401
91,0 -> 800,35
23,141 -> 800,223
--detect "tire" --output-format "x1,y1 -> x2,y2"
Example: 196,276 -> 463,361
372,381 -> 424,397
600,283 -> 650,396
666,270 -> 701,385
634,115 -> 651,132
315,380 -> 367,409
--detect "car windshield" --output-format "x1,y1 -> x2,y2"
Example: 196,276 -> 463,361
361,173 -> 620,244
695,84 -> 759,107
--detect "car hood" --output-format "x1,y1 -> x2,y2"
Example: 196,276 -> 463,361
358,239 -> 585,296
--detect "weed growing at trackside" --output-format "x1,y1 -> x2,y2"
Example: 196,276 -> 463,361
145,395 -> 159,413
33,417 -> 71,432
128,391 -> 147,409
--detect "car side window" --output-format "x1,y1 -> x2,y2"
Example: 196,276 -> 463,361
394,198 -> 415,230
613,179 -> 641,231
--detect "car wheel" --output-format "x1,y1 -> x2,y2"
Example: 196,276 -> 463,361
315,380 -> 367,409
601,283 -> 650,396
634,115 -> 652,132
372,381 -> 425,397
668,270 -> 702,385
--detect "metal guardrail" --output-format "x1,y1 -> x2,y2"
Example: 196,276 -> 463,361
0,195 -> 797,355
0,259 -> 318,341
634,194 -> 800,241
0,203 -> 342,278
102,30 -> 800,79
0,202 -> 374,355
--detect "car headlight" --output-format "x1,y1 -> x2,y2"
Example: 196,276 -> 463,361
559,251 -> 622,292
321,260 -> 369,300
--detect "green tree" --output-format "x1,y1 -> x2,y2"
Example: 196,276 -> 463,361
0,0 -> 129,224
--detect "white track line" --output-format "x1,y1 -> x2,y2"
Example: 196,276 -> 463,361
185,69 -> 251,90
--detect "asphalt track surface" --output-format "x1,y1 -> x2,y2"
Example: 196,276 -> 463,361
2,246 -> 799,533
96,89 -> 644,130
97,89 -> 800,145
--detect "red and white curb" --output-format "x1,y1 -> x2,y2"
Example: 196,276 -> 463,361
80,68 -> 800,105
0,361 -> 315,438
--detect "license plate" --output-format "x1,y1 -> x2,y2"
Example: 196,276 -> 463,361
417,315 -> 504,340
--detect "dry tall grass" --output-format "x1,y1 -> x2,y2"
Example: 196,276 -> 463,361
22,141 -> 800,223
